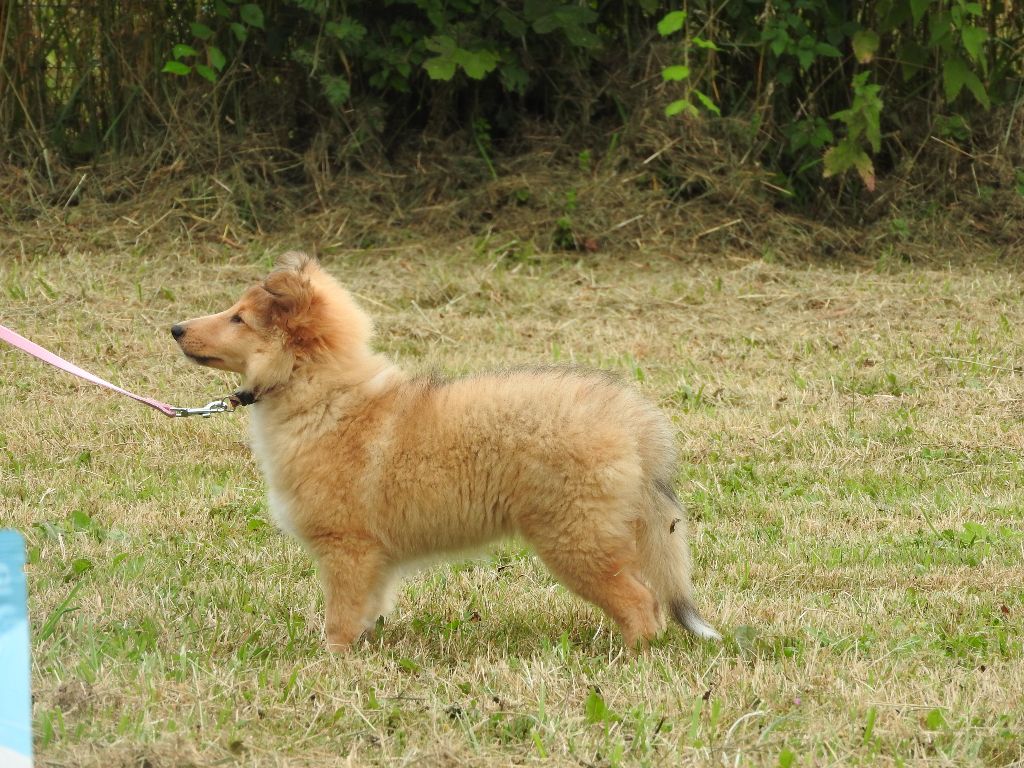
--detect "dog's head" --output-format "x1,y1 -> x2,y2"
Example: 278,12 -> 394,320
171,252 -> 374,395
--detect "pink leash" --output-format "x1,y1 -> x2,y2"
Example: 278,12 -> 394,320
0,323 -> 237,418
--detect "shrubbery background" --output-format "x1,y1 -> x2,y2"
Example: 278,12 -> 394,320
2,0 -> 1022,234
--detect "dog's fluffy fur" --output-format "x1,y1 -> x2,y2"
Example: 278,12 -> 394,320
173,253 -> 719,649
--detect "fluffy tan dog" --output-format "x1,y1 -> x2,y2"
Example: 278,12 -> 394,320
172,253 -> 719,650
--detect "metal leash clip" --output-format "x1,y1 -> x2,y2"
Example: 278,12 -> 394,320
170,398 -> 237,418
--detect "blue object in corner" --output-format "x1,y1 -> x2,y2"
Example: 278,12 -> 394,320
0,530 -> 32,767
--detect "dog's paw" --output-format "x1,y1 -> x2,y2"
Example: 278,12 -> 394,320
326,635 -> 355,654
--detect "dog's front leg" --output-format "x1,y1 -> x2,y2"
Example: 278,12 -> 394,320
311,536 -> 388,652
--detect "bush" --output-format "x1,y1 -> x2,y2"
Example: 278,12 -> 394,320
1,0 -> 1021,214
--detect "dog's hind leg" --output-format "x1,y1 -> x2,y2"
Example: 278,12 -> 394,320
637,482 -> 721,641
310,535 -> 390,651
522,516 -> 661,651
359,567 -> 404,631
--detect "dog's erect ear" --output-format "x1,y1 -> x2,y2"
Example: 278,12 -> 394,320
277,251 -> 318,274
262,266 -> 312,322
259,251 -> 370,359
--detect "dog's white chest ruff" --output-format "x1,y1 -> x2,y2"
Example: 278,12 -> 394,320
266,488 -> 297,536
249,415 -> 298,537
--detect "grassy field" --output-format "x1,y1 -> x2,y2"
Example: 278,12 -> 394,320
2,235 -> 1023,767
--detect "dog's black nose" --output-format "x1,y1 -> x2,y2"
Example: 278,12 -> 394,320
171,324 -> 186,340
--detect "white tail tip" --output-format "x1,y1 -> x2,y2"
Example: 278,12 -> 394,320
684,614 -> 722,641
673,599 -> 722,641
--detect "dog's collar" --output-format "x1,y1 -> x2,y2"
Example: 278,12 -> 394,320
168,389 -> 257,417
230,390 -> 258,407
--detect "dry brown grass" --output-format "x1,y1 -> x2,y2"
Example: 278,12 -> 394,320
1,201 -> 1023,767
5,92 -> 1023,273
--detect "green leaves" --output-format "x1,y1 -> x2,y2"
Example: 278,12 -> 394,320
824,141 -> 875,191
166,41 -> 210,81
164,40 -> 226,83
162,0 -> 268,84
657,11 -> 687,37
398,657 -> 421,674
925,708 -> 947,730
850,73 -> 882,152
195,64 -> 216,83
960,25 -> 988,64
692,36 -> 720,51
460,50 -> 501,80
824,72 -> 884,191
584,688 -> 619,724
190,22 -> 214,41
694,90 -> 720,115
423,36 -> 500,82
525,1 -> 599,47
152,0 -> 1004,203
910,0 -> 932,24
326,18 -> 366,44
208,46 -> 226,72
852,30 -> 880,63
663,86 -> 719,118
810,0 -> 995,196
658,10 -> 718,120
791,35 -> 841,70
496,8 -> 527,37
665,99 -> 696,118
897,40 -> 929,81
239,4 -> 264,30
786,117 -> 834,153
661,65 -> 690,82
322,75 -> 351,107
943,56 -> 990,108
423,56 -> 456,81
67,557 -> 94,580
165,11 -> 232,84
162,60 -> 190,76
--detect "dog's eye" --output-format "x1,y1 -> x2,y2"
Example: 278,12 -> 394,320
230,314 -> 245,325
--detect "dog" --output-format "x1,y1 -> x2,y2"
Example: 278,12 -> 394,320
171,253 -> 719,650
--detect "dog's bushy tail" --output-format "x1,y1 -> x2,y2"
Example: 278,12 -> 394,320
637,479 -> 721,641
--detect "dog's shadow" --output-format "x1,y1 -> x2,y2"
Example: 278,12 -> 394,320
357,609 -> 706,663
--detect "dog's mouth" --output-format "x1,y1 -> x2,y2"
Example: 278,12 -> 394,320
185,353 -> 223,367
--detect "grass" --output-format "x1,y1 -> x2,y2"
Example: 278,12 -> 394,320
2,236 -> 1023,767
